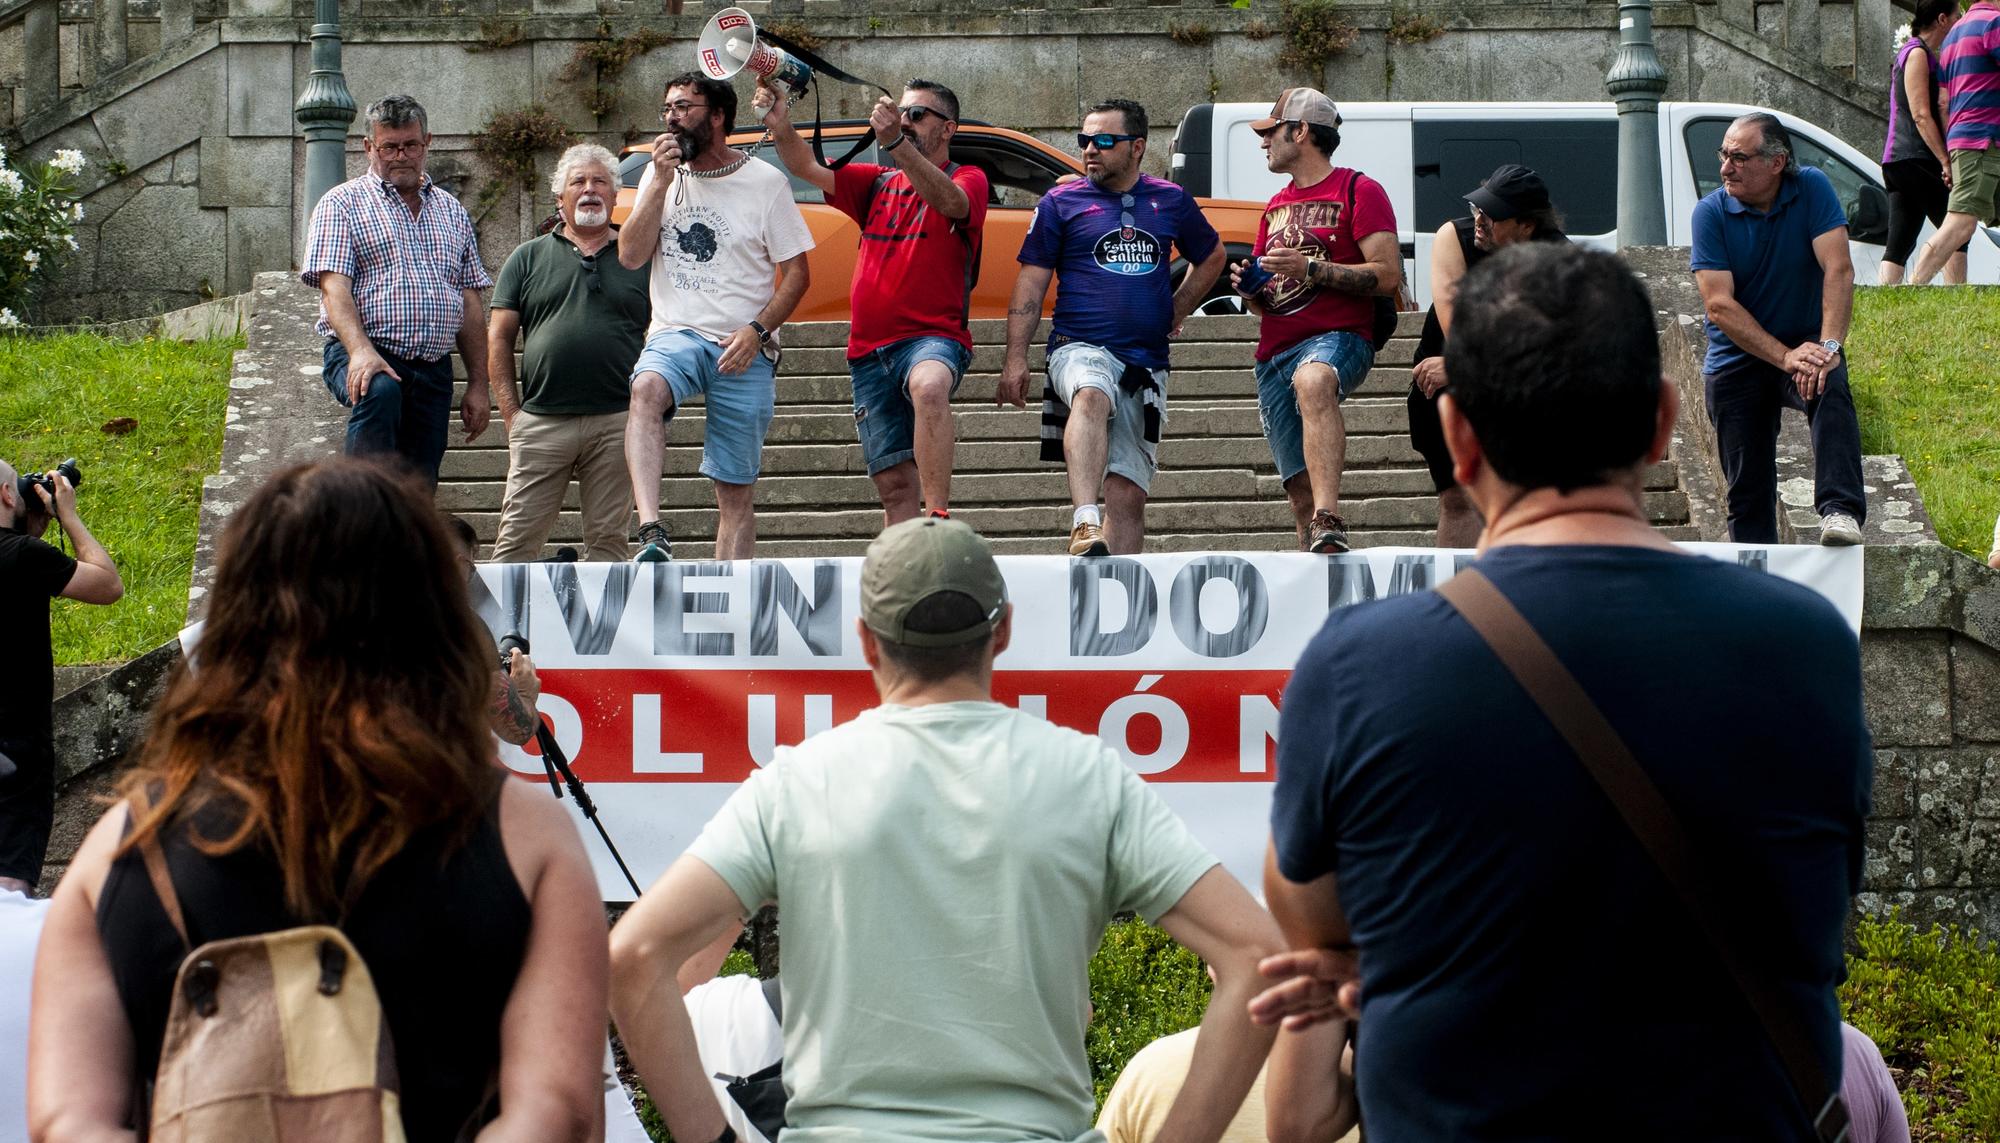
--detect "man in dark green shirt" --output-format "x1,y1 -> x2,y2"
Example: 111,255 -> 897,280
488,143 -> 651,561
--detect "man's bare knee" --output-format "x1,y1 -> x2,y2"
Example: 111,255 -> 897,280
630,372 -> 674,416
1294,364 -> 1341,411
1072,386 -> 1112,419
908,368 -> 953,410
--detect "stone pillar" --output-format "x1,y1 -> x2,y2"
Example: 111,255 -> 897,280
95,0 -> 129,78
1607,0 -> 1670,246
22,0 -> 58,116
293,0 -> 356,229
160,0 -> 194,41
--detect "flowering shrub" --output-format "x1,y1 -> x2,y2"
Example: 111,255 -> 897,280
0,146 -> 86,327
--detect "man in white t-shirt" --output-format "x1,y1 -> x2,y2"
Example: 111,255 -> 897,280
610,516 -> 1283,1143
618,72 -> 813,562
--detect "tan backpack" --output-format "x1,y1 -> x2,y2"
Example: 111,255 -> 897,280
136,833 -> 406,1143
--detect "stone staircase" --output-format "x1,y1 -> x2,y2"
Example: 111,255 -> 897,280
438,312 -> 1694,559
190,273 -> 1694,623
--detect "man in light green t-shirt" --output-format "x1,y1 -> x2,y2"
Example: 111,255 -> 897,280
610,517 -> 1283,1143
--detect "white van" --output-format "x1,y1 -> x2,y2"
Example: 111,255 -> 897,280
1169,101 -> 2000,304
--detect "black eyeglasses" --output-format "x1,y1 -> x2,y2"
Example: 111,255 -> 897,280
1252,121 -> 1297,140
661,100 -> 709,121
1077,131 -> 1141,151
902,106 -> 951,124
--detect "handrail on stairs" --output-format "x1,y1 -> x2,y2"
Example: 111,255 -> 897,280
2,0 -> 195,123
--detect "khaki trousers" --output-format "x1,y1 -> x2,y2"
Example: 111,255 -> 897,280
491,409 -> 632,562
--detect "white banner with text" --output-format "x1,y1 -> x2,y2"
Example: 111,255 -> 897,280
470,545 -> 1863,899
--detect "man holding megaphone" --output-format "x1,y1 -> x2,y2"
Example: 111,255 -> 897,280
754,78 -> 987,526
619,73 -> 815,563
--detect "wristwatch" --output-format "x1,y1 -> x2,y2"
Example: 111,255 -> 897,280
749,319 -> 772,344
1820,338 -> 1843,357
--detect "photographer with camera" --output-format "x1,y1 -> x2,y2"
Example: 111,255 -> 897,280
0,457 -> 122,894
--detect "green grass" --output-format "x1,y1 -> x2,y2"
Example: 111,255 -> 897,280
1849,287 -> 2000,560
0,331 -> 239,665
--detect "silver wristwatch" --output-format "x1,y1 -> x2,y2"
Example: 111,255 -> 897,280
1820,338 -> 1842,357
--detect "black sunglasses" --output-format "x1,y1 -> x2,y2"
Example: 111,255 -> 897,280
901,106 -> 952,125
1077,131 -> 1141,151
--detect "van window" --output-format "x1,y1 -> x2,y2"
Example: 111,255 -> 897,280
1412,120 -> 1619,235
1683,118 -> 1885,241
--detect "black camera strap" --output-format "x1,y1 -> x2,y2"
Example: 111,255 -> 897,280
755,26 -> 887,171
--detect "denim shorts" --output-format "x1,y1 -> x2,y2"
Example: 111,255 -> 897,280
1253,330 -> 1374,483
1047,341 -> 1168,492
632,328 -> 777,485
849,335 -> 972,475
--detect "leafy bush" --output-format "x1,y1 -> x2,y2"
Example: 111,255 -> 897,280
1278,0 -> 1359,74
1842,912 -> 2000,1141
1087,918 -> 1211,1107
0,146 -> 85,325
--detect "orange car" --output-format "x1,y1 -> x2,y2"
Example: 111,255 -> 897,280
613,120 -> 1268,322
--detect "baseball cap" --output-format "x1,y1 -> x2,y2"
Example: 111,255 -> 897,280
1250,88 -> 1341,132
1464,163 -> 1551,222
860,516 -> 1009,647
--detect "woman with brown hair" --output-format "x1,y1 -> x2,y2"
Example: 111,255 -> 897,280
26,459 -> 607,1142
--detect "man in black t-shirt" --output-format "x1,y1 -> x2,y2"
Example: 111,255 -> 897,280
1253,246 -> 1870,1141
0,458 -> 122,893
1409,164 -> 1568,547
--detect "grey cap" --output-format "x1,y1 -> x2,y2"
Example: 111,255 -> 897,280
1250,87 -> 1341,132
860,516 -> 1008,647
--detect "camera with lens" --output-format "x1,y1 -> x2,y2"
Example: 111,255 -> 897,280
17,458 -> 82,510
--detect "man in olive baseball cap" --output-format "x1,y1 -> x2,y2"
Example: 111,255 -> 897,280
859,514 -> 1008,652
611,513 -> 1285,1143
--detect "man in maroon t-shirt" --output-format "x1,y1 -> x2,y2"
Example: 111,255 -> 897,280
1230,88 -> 1401,553
758,79 -> 989,525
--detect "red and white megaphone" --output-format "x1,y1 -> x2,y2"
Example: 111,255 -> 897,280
697,7 -> 813,97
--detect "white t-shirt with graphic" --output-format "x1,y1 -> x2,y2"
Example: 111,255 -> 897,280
637,157 -> 814,343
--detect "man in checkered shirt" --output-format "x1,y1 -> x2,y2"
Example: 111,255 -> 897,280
302,94 -> 494,489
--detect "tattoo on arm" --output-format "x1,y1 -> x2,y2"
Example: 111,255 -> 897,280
1312,261 -> 1379,295
494,674 -> 538,745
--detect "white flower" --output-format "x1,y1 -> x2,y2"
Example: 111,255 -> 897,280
49,149 -> 84,175
70,202 -> 83,221
64,234 -> 77,251
0,309 -> 21,328
24,249 -> 39,269
0,169 -> 23,195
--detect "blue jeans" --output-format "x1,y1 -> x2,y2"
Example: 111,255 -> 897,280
1704,357 -> 1866,543
322,340 -> 456,486
1253,330 -> 1374,484
632,329 -> 778,485
849,336 -> 971,475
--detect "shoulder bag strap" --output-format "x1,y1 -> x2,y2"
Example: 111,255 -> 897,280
1436,568 -> 1850,1143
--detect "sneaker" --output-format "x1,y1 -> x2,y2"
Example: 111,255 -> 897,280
1818,511 -> 1863,547
929,508 -> 950,519
1068,520 -> 1109,557
1308,509 -> 1350,554
634,521 -> 673,563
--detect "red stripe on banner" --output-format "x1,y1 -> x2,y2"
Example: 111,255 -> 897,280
512,670 -> 1289,783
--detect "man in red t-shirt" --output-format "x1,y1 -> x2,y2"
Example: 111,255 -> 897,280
1230,88 -> 1402,553
758,79 -> 989,524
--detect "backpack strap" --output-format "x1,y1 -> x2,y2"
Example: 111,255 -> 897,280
137,830 -> 191,953
1436,568 -> 1851,1143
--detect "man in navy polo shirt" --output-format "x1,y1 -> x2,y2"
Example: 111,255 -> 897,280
1691,111 -> 1865,545
999,99 -> 1226,556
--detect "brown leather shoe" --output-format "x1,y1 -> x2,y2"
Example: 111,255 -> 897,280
1068,520 -> 1109,557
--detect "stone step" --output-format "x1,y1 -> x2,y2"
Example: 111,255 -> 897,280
448,366 -> 1421,407
446,492 -> 1688,544
620,311 -> 1427,349
470,522 -> 1704,561
438,433 -> 1441,478
435,461 -> 1682,512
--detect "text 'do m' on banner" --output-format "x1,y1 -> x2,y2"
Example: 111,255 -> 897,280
471,545 -> 1862,899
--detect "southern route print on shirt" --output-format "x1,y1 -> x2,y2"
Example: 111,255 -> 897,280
661,203 -> 731,293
